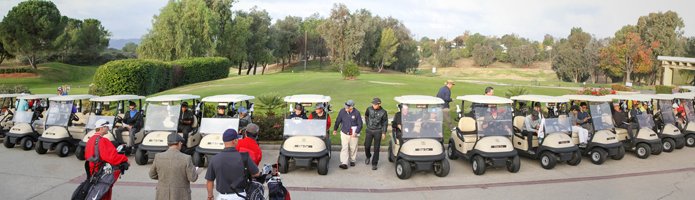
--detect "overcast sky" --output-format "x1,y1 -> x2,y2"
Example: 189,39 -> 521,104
1,0 -> 694,41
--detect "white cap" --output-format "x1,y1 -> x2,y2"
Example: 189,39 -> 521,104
94,119 -> 110,128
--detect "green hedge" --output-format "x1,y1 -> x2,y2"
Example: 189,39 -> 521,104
655,85 -> 675,94
0,68 -> 35,74
170,57 -> 231,86
92,59 -> 171,96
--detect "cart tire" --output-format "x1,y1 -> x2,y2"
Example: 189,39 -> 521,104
56,142 -> 71,157
135,148 -> 148,165
540,151 -> 557,170
434,159 -> 450,177
317,156 -> 329,175
611,146 -> 625,160
278,155 -> 289,173
567,150 -> 582,166
686,134 -> 695,147
507,155 -> 521,173
3,137 -> 14,148
387,143 -> 394,163
35,141 -> 47,154
472,155 -> 486,175
396,159 -> 412,180
75,146 -> 85,160
590,148 -> 607,165
20,137 -> 34,150
192,151 -> 205,167
447,140 -> 458,160
652,143 -> 662,155
662,138 -> 675,152
636,143 -> 651,159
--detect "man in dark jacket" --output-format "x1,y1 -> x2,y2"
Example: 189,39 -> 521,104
333,100 -> 363,169
178,102 -> 195,147
115,101 -> 143,146
436,80 -> 455,131
364,98 -> 388,170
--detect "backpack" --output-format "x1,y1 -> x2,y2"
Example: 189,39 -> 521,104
71,136 -> 117,200
268,179 -> 290,200
231,152 -> 265,200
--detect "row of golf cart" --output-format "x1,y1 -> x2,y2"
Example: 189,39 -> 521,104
3,92 -> 695,180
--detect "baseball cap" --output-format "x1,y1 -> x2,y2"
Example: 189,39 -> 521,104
371,97 -> 382,104
315,103 -> 324,109
446,80 -> 455,85
345,100 -> 355,107
245,123 -> 259,134
167,133 -> 184,145
222,129 -> 239,142
239,107 -> 248,113
94,119 -> 110,128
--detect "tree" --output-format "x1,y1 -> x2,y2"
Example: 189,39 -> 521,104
374,28 -> 399,72
472,44 -> 495,67
353,9 -> 380,68
53,17 -> 82,62
465,33 -> 487,53
390,39 -> 419,72
0,42 -> 13,65
319,3 -> 366,71
686,37 -> 695,57
302,13 -> 329,67
636,11 -> 685,84
508,44 -> 536,67
271,16 -> 302,71
551,28 -> 599,83
600,26 -> 657,84
0,0 -> 64,69
122,42 -> 138,53
245,7 -> 273,75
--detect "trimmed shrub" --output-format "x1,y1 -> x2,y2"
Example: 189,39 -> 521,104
655,85 -> 675,94
610,84 -> 633,92
169,57 -> 231,86
342,61 -> 360,80
92,59 -> 171,96
255,114 -> 284,141
0,84 -> 30,93
0,68 -> 35,74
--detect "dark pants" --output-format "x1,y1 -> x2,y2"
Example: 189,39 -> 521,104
617,123 -> 637,142
364,129 -> 382,166
178,125 -> 192,146
526,131 -> 536,151
114,126 -> 139,146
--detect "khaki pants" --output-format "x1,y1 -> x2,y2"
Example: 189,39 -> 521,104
443,108 -> 452,131
340,132 -> 359,165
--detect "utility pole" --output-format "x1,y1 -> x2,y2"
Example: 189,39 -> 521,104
304,30 -> 308,72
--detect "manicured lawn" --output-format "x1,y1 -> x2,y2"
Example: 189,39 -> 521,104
0,62 -> 97,94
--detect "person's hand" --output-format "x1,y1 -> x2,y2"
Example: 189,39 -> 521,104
382,133 -> 386,140
332,130 -> 337,135
351,133 -> 356,138
207,195 -> 213,200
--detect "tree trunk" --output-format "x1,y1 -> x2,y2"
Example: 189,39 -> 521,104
28,55 -> 37,69
237,61 -> 243,75
246,61 -> 252,75
262,64 -> 267,75
0,54 -> 6,66
252,62 -> 258,75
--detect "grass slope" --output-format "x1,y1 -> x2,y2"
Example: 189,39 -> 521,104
0,62 -> 97,94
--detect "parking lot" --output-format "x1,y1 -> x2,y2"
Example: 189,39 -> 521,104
1,143 -> 694,200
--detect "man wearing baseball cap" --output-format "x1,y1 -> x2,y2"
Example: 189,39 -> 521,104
333,100 -> 363,169
206,129 -> 259,200
364,97 -> 388,170
237,123 -> 262,165
436,80 -> 455,132
149,133 -> 199,200
84,119 -> 129,200
309,103 -> 331,132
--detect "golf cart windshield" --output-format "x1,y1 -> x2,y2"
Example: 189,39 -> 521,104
658,100 -> 676,124
589,102 -> 614,131
401,106 -> 443,139
86,115 -> 115,130
13,111 -> 33,123
283,119 -> 327,136
144,104 -> 180,131
45,101 -> 73,126
199,118 -> 239,134
544,117 -> 571,134
682,100 -> 695,122
473,105 -> 513,137
636,114 -> 655,129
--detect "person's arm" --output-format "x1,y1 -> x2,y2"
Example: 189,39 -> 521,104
99,138 -> 128,166
326,114 -> 332,130
148,158 -> 158,180
246,157 -> 261,177
524,116 -> 535,132
333,110 -> 342,132
382,110 -> 389,134
356,111 -> 363,134
445,88 -> 452,103
206,180 -> 214,200
364,108 -> 371,128
186,157 -> 198,182
205,164 -> 215,200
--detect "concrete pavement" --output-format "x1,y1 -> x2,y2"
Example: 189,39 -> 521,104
1,144 -> 694,200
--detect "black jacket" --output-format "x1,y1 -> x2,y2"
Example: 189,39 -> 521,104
365,106 -> 388,133
123,110 -> 143,129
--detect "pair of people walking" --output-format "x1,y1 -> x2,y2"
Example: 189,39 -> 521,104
333,98 -> 388,170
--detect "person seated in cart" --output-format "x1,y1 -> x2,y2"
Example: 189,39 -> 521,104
115,101 -> 144,145
613,102 -> 637,143
309,103 -> 331,130
569,105 -> 590,147
238,107 -> 251,128
178,102 -> 195,144
577,102 -> 593,132
481,106 -> 512,134
214,105 -> 231,118
391,104 -> 410,143
288,104 -> 307,119
421,109 -> 442,137
523,102 -> 543,147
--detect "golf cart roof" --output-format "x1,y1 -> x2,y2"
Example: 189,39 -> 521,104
90,95 -> 145,102
202,94 -> 255,103
0,94 -> 27,98
679,86 -> 695,92
456,95 -> 512,104
604,94 -> 652,102
510,95 -> 569,103
561,95 -> 611,102
394,95 -> 444,105
283,94 -> 331,103
672,92 -> 695,99
146,94 -> 200,102
49,95 -> 96,101
648,94 -> 677,100
17,94 -> 56,100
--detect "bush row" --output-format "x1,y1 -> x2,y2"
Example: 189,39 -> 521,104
170,57 -> 231,86
0,67 -> 35,74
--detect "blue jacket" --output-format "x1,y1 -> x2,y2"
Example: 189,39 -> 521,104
333,108 -> 363,135
436,86 -> 452,108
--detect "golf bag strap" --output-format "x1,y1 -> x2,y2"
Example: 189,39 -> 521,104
87,136 -> 103,175
230,152 -> 252,200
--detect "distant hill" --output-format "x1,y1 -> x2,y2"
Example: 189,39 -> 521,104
109,38 -> 140,50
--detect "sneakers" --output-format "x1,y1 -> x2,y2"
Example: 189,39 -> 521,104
339,164 -> 348,169
372,165 -> 377,170
350,162 -> 356,167
365,157 -> 370,165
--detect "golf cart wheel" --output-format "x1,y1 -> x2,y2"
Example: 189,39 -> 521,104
277,155 -> 289,173
471,155 -> 486,175
35,141 -> 47,154
387,143 -> 394,163
567,150 -> 582,166
540,151 -> 557,170
56,142 -> 71,157
135,148 -> 148,165
651,143 -> 662,155
192,152 -> 205,167
447,140 -> 459,160
685,134 -> 695,147
611,146 -> 625,160
317,156 -> 329,175
20,137 -> 34,151
507,155 -> 521,173
589,148 -> 607,165
662,138 -> 675,153
3,137 -> 14,148
434,159 -> 450,177
636,143 -> 651,159
75,146 -> 85,160
675,138 -> 685,149
395,159 -> 412,180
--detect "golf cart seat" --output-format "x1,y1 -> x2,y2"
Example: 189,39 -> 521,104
457,117 -> 478,142
192,115 -> 198,128
614,127 -> 628,140
73,112 -> 88,126
513,116 -> 525,132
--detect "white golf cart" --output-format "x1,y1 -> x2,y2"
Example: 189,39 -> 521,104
75,95 -> 145,160
4,94 -> 54,150
36,95 -> 95,157
605,95 -> 662,159
1,94 -> 25,138
650,94 -> 686,152
563,95 -> 624,165
510,95 -> 581,169
135,94 -> 200,165
194,94 -> 255,167
278,94 -> 331,175
671,92 -> 695,148
388,95 -> 449,179
447,95 -> 519,175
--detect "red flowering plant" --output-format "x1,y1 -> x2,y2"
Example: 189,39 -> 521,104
577,87 -> 616,96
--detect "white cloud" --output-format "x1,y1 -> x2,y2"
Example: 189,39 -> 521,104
1,0 -> 694,40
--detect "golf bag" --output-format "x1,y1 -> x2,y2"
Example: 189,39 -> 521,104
232,152 -> 265,200
267,179 -> 290,200
71,136 -> 118,200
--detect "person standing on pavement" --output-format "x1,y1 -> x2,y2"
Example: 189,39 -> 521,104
333,100 -> 363,169
237,123 -> 262,165
84,119 -> 129,200
364,98 -> 388,170
206,129 -> 260,200
436,80 -> 455,131
149,133 -> 199,200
